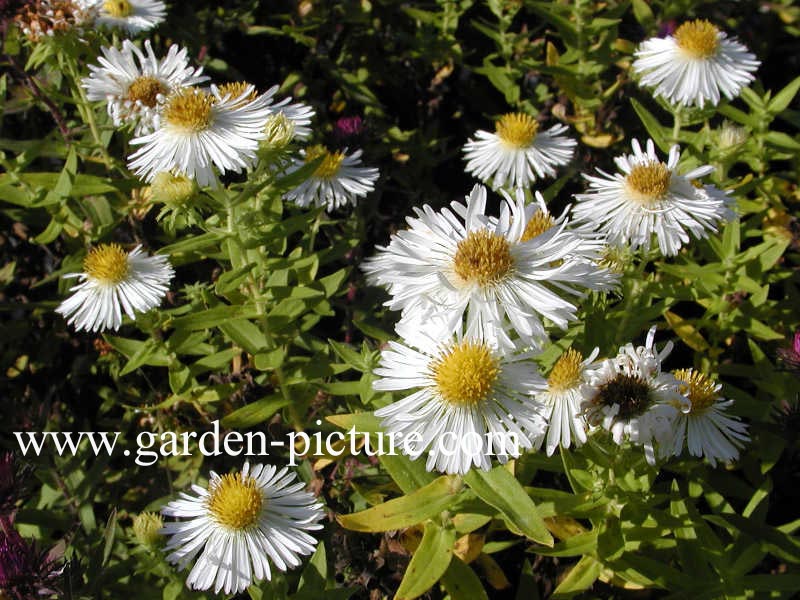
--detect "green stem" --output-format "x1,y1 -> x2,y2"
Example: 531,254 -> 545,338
671,109 -> 682,146
62,55 -> 114,171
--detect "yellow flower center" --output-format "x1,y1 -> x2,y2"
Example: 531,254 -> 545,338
673,369 -> 718,412
675,20 -> 720,59
126,76 -> 167,108
453,229 -> 514,287
83,244 -> 129,284
216,82 -> 258,107
207,472 -> 264,531
548,348 -> 584,392
305,145 -> 345,179
433,341 -> 499,406
625,161 -> 672,204
102,0 -> 133,18
520,211 -> 555,242
495,113 -> 539,148
163,88 -> 215,133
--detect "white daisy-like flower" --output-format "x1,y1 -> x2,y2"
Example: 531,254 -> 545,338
659,369 -> 750,466
283,146 -> 379,212
55,243 -> 173,332
82,40 -> 208,136
127,84 -> 274,188
572,138 -> 734,257
581,326 -> 689,465
79,0 -> 166,34
373,329 -> 547,475
161,462 -> 324,596
632,19 -> 760,107
536,347 -> 600,456
463,112 -> 576,189
362,184 -> 616,352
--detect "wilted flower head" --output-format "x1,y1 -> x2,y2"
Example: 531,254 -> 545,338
13,0 -> 90,40
0,521 -> 63,599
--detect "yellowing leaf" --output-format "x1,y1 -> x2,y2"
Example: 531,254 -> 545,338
395,522 -> 456,600
664,310 -> 710,352
337,475 -> 463,532
453,533 -> 484,564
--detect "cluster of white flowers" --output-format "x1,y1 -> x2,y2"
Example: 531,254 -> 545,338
46,11 -> 762,596
364,19 -> 757,477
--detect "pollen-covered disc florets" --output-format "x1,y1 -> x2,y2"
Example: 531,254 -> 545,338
161,463 -> 324,595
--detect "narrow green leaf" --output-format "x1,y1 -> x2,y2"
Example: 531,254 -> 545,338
395,522 -> 456,600
219,319 -> 268,355
464,467 -> 554,546
631,98 -> 670,152
337,475 -> 463,532
220,394 -> 290,428
551,555 -> 601,597
379,451 -> 436,494
631,0 -> 654,29
767,75 -> 800,114
441,555 -> 489,600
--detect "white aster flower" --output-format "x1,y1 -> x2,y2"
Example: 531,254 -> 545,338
267,98 -> 315,141
283,145 -> 379,212
79,0 -> 166,34
659,369 -> 750,466
463,112 -> 576,189
82,40 -> 208,136
537,347 -> 600,456
632,19 -> 760,107
55,243 -> 173,332
215,82 -> 314,142
373,330 -> 547,475
128,84 -> 274,188
573,138 -> 734,256
581,326 -> 689,465
161,462 -> 324,596
363,184 -> 616,352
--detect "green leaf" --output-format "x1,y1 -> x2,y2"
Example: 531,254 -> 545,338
171,305 -> 262,331
764,131 -> 800,152
534,530 -> 598,557
631,0 -> 654,29
767,75 -> 800,114
328,340 -> 367,371
395,522 -> 456,600
464,467 -> 554,546
296,543 -> 326,598
515,559 -> 541,600
101,508 -> 117,566
631,98 -> 670,152
220,394 -> 291,428
441,556 -> 489,600
337,475 -> 463,532
219,319 -> 268,355
379,451 -> 437,494
551,555 -> 602,598
326,412 -> 383,433
118,339 -> 172,376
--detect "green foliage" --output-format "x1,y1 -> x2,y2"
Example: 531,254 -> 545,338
1,0 -> 799,599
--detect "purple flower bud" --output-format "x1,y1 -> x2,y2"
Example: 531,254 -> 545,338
778,331 -> 800,373
333,116 -> 364,139
658,20 -> 677,38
